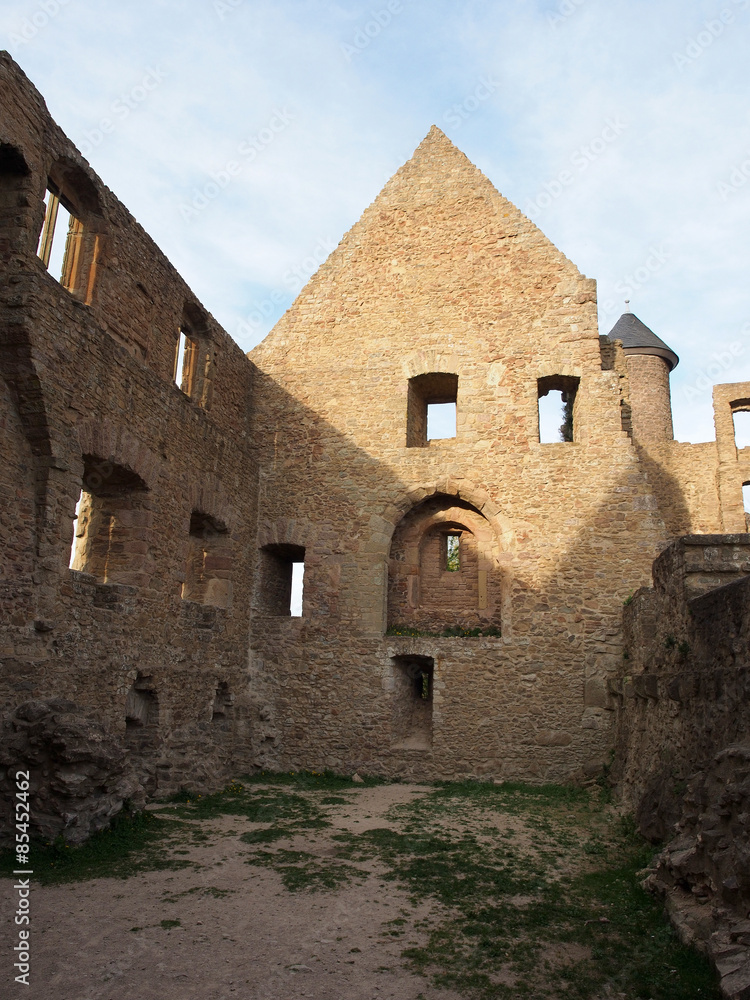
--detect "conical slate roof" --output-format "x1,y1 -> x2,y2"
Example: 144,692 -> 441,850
606,312 -> 679,371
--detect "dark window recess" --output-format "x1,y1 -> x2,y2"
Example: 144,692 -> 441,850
212,682 -> 234,726
182,511 -> 232,608
259,543 -> 305,616
125,675 -> 159,753
407,372 -> 458,447
538,375 -> 580,443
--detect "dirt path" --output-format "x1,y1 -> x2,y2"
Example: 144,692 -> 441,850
4,783 -> 462,1000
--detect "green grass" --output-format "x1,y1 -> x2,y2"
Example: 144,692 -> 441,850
0,808 -> 192,886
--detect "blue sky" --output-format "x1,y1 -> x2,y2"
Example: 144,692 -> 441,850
2,0 -> 749,443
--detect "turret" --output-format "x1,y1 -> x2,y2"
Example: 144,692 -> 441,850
607,312 -> 679,446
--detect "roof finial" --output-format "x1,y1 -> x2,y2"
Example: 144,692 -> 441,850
625,299 -> 630,308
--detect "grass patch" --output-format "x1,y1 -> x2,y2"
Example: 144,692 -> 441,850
0,809 -> 192,886
245,847 -> 364,892
326,783 -> 721,1000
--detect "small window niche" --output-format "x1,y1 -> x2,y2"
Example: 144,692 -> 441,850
182,511 -> 232,608
69,456 -> 151,587
445,532 -> 461,572
174,303 -> 213,407
259,543 -> 305,616
125,674 -> 159,751
537,375 -> 580,443
36,170 -> 101,302
732,407 -> 750,450
211,682 -> 234,728
743,483 -> 750,532
391,655 -> 434,749
407,372 -> 458,447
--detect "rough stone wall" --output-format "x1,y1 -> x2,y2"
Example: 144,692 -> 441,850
248,126 -> 717,782
613,535 -> 750,839
0,53 -> 261,795
1,50 -> 749,809
614,538 -> 750,995
625,353 -> 675,445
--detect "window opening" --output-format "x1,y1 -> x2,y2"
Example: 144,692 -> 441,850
174,329 -> 200,396
69,456 -> 150,587
743,483 -> 750,513
174,331 -> 188,388
733,410 -> 750,449
537,376 -> 579,443
290,562 -> 304,617
407,373 -> 458,447
427,402 -> 457,441
182,511 -> 232,608
259,543 -> 305,616
69,492 -> 83,569
446,533 -> 460,572
37,188 -> 84,290
212,682 -> 234,725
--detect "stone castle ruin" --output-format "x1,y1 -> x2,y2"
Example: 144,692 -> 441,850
2,51 -> 750,985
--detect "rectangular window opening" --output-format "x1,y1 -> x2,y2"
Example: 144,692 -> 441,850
290,561 -> 304,617
406,373 -> 458,447
538,389 -> 568,443
259,544 -> 305,616
446,533 -> 460,572
427,401 -> 457,441
538,376 -> 578,443
733,410 -> 750,449
174,329 -> 200,396
743,483 -> 750,513
37,189 -> 75,284
69,490 -> 83,569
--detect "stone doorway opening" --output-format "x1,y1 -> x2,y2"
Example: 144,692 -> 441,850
391,655 -> 434,749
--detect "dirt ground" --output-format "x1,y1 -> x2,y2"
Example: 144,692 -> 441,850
4,784 -> 465,1000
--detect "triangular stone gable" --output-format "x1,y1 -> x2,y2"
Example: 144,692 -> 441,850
251,127 -> 598,368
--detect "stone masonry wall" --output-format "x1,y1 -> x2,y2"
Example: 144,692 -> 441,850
0,54 -> 262,796
613,535 -> 750,838
248,127 -> 728,782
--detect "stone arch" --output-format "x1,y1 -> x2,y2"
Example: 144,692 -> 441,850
401,349 -> 462,381
387,492 -> 508,634
185,476 -> 234,534
75,418 -> 161,489
382,479 -> 516,552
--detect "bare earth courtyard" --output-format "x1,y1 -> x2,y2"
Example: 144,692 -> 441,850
2,775 -> 720,1000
